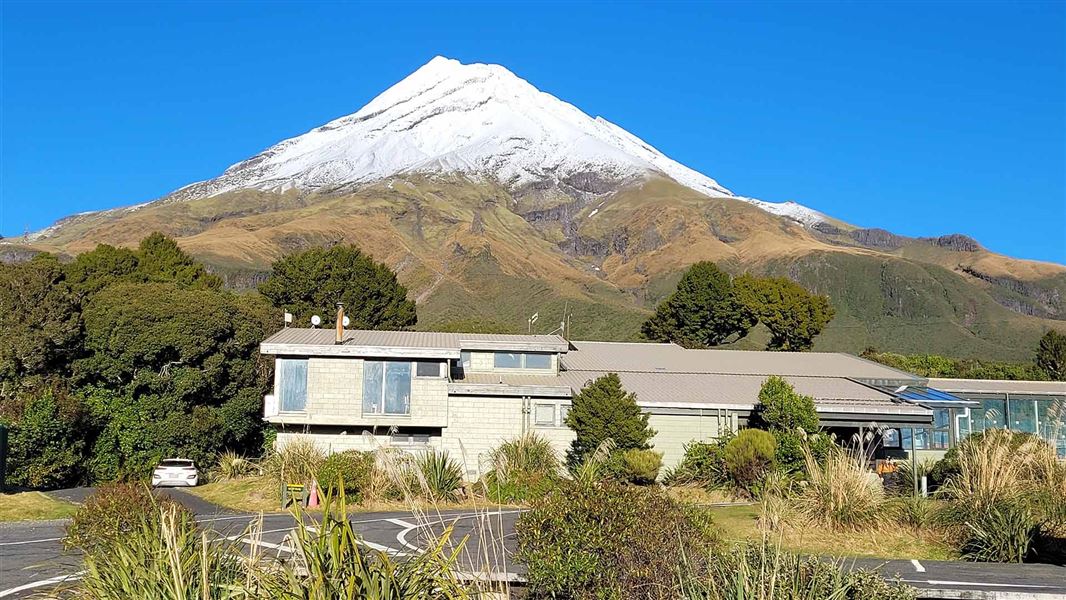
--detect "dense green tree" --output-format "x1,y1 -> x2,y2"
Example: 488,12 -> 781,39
641,261 -> 755,348
860,349 -> 1047,381
564,373 -> 655,469
135,232 -> 222,289
259,245 -> 416,329
64,244 -> 140,298
734,275 -> 835,351
0,256 -> 82,393
751,376 -> 830,472
1036,329 -> 1066,381
75,282 -> 274,479
2,385 -> 86,488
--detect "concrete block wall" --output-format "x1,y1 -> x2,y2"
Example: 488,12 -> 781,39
279,357 -> 449,427
441,396 -> 526,478
648,413 -> 728,468
306,357 -> 362,418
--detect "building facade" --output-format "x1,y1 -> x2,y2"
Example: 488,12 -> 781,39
260,328 -> 1066,478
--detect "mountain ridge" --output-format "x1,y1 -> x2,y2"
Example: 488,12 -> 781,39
9,56 -> 1064,360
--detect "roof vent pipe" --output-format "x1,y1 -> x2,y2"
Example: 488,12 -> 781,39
335,303 -> 345,345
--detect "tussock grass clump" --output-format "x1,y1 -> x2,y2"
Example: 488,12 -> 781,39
938,429 -> 1043,511
682,541 -> 915,600
799,444 -> 885,531
264,438 -> 325,490
410,448 -> 464,501
486,433 -> 559,482
212,450 -> 260,481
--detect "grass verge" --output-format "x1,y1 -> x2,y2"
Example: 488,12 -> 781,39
709,504 -> 957,561
183,476 -> 280,513
0,491 -> 79,521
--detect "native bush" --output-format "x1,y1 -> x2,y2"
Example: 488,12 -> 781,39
663,432 -> 734,487
317,450 -> 375,499
723,429 -> 776,498
619,449 -> 663,485
484,434 -> 560,502
516,478 -> 719,600
958,500 -> 1040,563
65,483 -> 191,557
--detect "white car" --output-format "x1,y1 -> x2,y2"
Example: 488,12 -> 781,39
151,458 -> 199,487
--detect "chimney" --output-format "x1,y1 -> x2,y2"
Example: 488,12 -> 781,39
335,303 -> 345,344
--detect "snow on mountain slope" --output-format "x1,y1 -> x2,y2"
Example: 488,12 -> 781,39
162,56 -> 824,225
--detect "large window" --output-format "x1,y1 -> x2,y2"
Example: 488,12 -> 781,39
493,352 -> 552,370
363,361 -> 411,415
278,359 -> 307,412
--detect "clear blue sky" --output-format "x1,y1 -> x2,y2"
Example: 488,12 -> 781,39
3,1 -> 1064,263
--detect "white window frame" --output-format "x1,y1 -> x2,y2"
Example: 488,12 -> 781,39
534,403 -> 556,427
362,360 -> 412,416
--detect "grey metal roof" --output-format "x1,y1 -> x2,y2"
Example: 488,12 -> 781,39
261,328 -> 568,356
927,378 -> 1066,396
561,341 -> 919,381
557,370 -> 926,416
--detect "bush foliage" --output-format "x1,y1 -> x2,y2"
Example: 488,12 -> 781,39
516,479 -> 718,600
723,429 -> 776,498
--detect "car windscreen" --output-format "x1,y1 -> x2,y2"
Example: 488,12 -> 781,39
159,460 -> 194,468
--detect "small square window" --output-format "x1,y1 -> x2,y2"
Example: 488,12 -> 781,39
882,429 -> 901,448
524,353 -> 552,369
534,404 -> 555,426
416,361 -> 441,377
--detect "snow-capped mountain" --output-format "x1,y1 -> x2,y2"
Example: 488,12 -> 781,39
167,56 -> 825,225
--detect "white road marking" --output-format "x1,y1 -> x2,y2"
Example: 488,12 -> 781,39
385,518 -> 417,529
0,571 -> 84,598
910,559 -> 925,573
0,536 -> 63,547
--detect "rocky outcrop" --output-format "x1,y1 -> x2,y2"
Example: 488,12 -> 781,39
850,228 -> 905,250
960,265 -> 1064,318
923,234 -> 982,252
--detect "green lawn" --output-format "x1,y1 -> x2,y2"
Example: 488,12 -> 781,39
0,491 -> 79,522
708,504 -> 957,561
184,476 -> 282,513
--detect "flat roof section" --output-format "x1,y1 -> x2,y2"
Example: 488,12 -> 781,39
927,378 -> 1066,397
260,328 -> 569,357
562,340 -> 920,381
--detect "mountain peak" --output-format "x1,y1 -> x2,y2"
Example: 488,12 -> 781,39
165,57 -> 823,224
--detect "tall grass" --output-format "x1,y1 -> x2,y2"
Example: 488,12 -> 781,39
799,444 -> 885,530
212,450 -> 260,481
486,433 -> 559,483
938,429 -> 1042,511
681,540 -> 915,600
264,438 -> 325,490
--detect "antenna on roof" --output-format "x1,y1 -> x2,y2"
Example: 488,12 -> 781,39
528,312 -> 539,334
283,312 -> 293,328
310,315 -> 322,328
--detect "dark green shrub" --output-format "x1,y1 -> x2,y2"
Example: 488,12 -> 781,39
316,450 -> 375,500
565,373 -> 654,470
516,479 -> 719,600
723,429 -> 777,498
663,433 -> 733,487
65,483 -> 190,557
960,500 -> 1040,563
